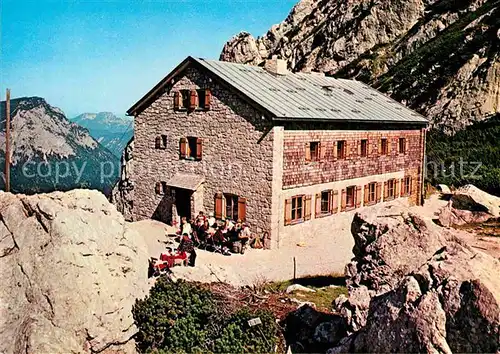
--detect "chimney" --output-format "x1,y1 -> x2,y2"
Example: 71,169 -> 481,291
264,55 -> 288,75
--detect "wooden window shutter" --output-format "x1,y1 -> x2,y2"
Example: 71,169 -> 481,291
315,193 -> 321,217
409,177 -> 413,195
405,138 -> 409,154
395,179 -> 400,198
400,178 -> 405,196
344,141 -> 349,158
320,143 -> 327,161
284,198 -> 292,226
205,89 -> 212,110
333,142 -> 338,159
155,136 -> 161,149
238,197 -> 246,221
196,138 -> 203,160
179,137 -> 187,158
384,181 -> 389,199
304,195 -> 312,221
214,193 -> 223,219
305,143 -> 311,162
378,139 -> 382,155
174,91 -> 182,110
331,190 -> 338,213
340,189 -> 347,212
376,182 -> 382,203
364,184 -> 369,204
355,186 -> 362,208
357,141 -> 362,156
189,89 -> 198,110
155,182 -> 162,195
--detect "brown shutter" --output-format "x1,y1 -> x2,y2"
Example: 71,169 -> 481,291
196,138 -> 203,160
284,198 -> 292,226
189,89 -> 198,110
405,138 -> 409,154
155,136 -> 161,149
315,193 -> 321,217
320,143 -> 327,161
174,91 -> 182,110
214,193 -> 223,219
364,184 -> 369,204
304,195 -> 312,221
395,179 -> 400,198
340,189 -> 347,212
179,137 -> 187,158
155,182 -> 162,195
357,141 -> 361,157
238,197 -> 246,221
400,178 -> 405,196
204,89 -> 212,110
355,186 -> 362,208
384,181 -> 389,199
331,190 -> 338,213
409,177 -> 413,195
378,139 -> 382,155
305,143 -> 311,162
376,182 -> 382,203
344,141 -> 349,159
333,141 -> 338,160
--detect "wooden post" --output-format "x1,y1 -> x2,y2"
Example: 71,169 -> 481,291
5,89 -> 10,192
293,257 -> 296,281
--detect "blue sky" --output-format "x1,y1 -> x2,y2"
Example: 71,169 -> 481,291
0,0 -> 296,117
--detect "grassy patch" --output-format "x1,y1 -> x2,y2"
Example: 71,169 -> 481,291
265,273 -> 348,312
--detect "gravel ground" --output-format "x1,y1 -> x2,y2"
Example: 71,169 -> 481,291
130,197 -> 434,287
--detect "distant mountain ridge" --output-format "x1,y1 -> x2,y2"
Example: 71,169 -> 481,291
0,97 -> 120,195
71,112 -> 133,158
220,0 -> 499,133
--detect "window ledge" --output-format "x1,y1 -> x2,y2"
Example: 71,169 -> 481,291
364,201 -> 377,207
288,218 -> 305,226
316,212 -> 332,219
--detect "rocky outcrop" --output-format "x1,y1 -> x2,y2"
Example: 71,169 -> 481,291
437,184 -> 500,227
0,189 -> 149,353
221,0 -> 500,132
330,209 -> 500,353
111,138 -> 134,221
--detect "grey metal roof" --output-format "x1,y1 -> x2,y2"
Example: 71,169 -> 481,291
193,57 -> 428,124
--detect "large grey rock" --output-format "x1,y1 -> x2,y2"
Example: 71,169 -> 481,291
331,209 -> 500,353
454,184 -> 500,217
111,138 -> 134,221
0,189 -> 149,354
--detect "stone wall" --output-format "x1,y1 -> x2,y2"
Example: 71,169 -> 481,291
132,67 -> 274,235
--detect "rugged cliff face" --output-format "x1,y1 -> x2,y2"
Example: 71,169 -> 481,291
221,0 -> 500,133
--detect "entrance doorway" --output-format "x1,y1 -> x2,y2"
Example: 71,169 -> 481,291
175,188 -> 192,220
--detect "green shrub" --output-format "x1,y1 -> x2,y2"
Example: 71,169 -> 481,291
132,277 -> 278,353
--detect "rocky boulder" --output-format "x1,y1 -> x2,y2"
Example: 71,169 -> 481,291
437,185 -> 500,227
331,209 -> 500,353
0,189 -> 149,354
111,137 -> 134,221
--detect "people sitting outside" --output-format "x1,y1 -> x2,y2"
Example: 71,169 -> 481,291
207,212 -> 216,228
212,227 -> 231,256
178,216 -> 192,236
222,218 -> 235,234
178,233 -> 197,267
231,221 -> 250,254
195,211 -> 206,227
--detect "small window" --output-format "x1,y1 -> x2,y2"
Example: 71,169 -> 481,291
337,140 -> 346,159
320,190 -> 330,214
381,138 -> 388,155
181,89 -> 190,109
155,182 -> 164,195
399,138 -> 406,154
155,135 -> 167,149
346,186 -> 355,208
224,194 -> 239,221
180,136 -> 202,160
310,142 -> 320,161
161,181 -> 168,195
368,182 -> 376,203
361,139 -> 368,157
403,176 -> 411,195
291,196 -> 303,222
387,179 -> 395,198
